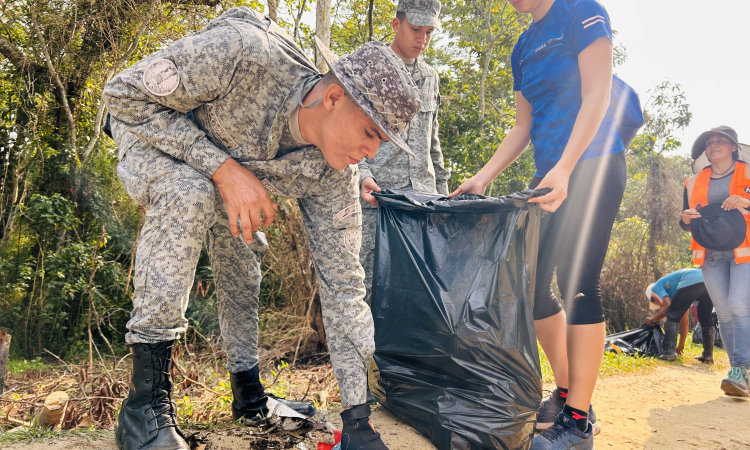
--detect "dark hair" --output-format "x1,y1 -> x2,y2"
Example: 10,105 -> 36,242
734,148 -> 740,161
396,11 -> 407,23
319,71 -> 340,87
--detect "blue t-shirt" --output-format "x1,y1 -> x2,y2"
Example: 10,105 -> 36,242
511,0 -> 625,177
652,269 -> 705,301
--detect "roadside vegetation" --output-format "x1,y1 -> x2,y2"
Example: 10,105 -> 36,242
0,0 -> 700,444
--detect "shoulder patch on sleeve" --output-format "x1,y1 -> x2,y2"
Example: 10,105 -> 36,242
143,59 -> 180,96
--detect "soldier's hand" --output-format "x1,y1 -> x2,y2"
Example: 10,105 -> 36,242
212,158 -> 276,243
448,176 -> 487,198
361,177 -> 381,207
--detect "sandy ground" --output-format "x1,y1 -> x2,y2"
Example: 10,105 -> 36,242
4,364 -> 750,450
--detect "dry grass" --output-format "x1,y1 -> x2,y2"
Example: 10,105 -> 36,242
0,334 -> 343,436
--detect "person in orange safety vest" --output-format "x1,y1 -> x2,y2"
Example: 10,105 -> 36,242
682,125 -> 750,397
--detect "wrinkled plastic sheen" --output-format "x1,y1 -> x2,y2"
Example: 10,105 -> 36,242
369,189 -> 546,450
604,325 -> 665,356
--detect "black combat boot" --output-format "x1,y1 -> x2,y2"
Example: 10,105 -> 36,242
696,326 -> 715,364
659,321 -> 678,361
341,404 -> 388,450
230,366 -> 315,420
116,341 -> 187,450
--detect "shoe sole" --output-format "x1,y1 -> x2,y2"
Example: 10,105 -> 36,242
536,421 -> 601,436
536,421 -> 555,431
721,380 -> 750,397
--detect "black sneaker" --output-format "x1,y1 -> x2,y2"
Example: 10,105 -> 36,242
536,389 -> 599,435
530,411 -> 594,450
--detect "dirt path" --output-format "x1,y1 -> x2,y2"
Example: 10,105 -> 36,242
4,364 -> 749,450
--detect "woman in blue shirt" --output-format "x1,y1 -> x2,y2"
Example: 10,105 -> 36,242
450,0 -> 626,448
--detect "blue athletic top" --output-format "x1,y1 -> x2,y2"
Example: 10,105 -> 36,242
511,0 -> 625,177
652,269 -> 705,301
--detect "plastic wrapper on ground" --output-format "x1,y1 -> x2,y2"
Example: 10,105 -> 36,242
368,189 -> 546,450
604,325 -> 665,356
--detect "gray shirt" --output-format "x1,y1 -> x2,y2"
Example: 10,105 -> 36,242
707,171 -> 734,205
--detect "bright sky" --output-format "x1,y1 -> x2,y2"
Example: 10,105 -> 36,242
599,0 -> 750,157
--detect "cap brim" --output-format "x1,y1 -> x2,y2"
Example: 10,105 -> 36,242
314,37 -> 414,157
692,130 -> 740,160
404,11 -> 440,29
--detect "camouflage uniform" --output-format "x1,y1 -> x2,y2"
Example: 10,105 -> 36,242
103,7 -> 419,407
358,0 -> 449,305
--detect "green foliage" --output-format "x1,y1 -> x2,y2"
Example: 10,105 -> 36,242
0,426 -> 109,445
437,0 -> 534,194
0,0 -> 697,362
6,357 -> 52,375
331,0 -> 397,54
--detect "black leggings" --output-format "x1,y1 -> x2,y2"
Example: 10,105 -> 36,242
530,151 -> 627,325
665,283 -> 714,327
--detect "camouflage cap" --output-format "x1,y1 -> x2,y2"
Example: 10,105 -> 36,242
397,0 -> 441,29
315,37 -> 420,157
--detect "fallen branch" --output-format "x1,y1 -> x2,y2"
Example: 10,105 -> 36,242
0,416 -> 29,427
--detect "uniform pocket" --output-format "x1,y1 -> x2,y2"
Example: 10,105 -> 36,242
117,151 -> 150,207
419,89 -> 438,112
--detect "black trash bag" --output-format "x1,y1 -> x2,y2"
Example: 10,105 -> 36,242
604,325 -> 664,356
369,188 -> 546,450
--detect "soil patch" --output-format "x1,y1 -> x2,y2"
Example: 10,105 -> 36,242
3,364 -> 748,449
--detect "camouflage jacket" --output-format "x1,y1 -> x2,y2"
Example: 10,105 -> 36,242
357,58 -> 450,204
103,7 -> 367,312
103,7 -> 323,177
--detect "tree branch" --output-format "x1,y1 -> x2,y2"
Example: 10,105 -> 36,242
32,14 -> 77,153
0,35 -> 35,72
82,18 -> 149,163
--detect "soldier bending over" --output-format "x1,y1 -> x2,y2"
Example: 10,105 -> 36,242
103,8 -> 419,450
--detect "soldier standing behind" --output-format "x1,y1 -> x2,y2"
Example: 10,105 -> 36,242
102,7 -> 419,450
359,0 -> 450,305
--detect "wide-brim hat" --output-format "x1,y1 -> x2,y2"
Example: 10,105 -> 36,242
690,203 -> 747,252
314,37 -> 420,157
691,125 -> 740,160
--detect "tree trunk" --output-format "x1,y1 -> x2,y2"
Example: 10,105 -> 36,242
315,0 -> 332,73
479,38 -> 496,131
268,0 -> 278,21
0,329 -> 10,403
647,155 -> 663,281
367,0 -> 374,42
38,391 -> 69,430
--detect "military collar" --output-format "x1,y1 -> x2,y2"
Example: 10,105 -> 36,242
266,74 -> 320,156
411,57 -> 426,83
289,106 -> 312,146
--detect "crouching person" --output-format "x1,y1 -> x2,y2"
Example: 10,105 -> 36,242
646,268 -> 715,362
102,7 -> 420,450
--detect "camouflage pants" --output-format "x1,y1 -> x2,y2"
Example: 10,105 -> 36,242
118,143 -> 374,406
359,207 -> 378,307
